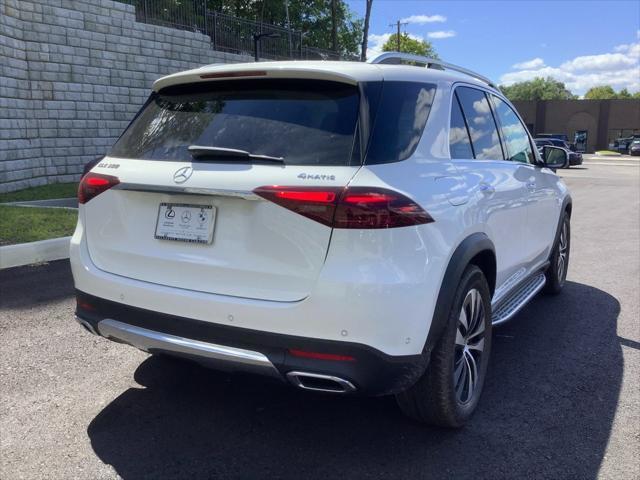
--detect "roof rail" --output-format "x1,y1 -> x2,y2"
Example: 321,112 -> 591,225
368,52 -> 498,89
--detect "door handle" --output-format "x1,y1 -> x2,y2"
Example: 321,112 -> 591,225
479,182 -> 495,195
526,181 -> 536,191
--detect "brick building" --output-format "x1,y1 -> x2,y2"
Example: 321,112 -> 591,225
512,99 -> 640,152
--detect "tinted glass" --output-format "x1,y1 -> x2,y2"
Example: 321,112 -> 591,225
110,79 -> 359,166
449,94 -> 474,159
366,82 -> 436,164
455,87 -> 503,160
491,95 -> 534,163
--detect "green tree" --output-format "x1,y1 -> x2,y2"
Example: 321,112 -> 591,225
226,0 -> 363,56
153,0 -> 363,56
499,77 -> 575,101
584,85 -> 617,100
382,32 -> 438,58
584,86 -> 640,99
617,88 -> 632,99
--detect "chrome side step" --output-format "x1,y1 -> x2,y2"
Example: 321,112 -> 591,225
491,273 -> 546,325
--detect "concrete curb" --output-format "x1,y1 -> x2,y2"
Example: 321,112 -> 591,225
0,237 -> 71,269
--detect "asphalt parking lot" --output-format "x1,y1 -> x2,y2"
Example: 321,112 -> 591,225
1,160 -> 638,480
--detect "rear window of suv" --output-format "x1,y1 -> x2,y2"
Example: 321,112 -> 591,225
109,79 -> 360,166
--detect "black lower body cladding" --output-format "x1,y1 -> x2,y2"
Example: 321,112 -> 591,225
75,291 -> 427,396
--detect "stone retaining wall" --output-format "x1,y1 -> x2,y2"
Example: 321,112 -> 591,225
0,0 -> 252,192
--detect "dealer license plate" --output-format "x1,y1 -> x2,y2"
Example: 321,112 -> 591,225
154,203 -> 216,244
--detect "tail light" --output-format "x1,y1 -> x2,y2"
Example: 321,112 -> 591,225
78,172 -> 119,204
253,185 -> 433,229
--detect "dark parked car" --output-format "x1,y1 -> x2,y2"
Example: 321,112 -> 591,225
537,133 -> 570,143
535,138 -> 582,166
629,140 -> 640,156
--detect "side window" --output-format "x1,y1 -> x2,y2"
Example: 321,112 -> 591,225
455,87 -> 504,160
366,82 -> 436,165
491,95 -> 535,164
449,94 -> 474,159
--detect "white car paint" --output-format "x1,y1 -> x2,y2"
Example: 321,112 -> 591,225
71,59 -> 569,359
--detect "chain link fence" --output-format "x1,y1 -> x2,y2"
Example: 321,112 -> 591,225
119,0 -> 353,61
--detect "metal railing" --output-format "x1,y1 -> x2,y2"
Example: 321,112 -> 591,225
118,1 -> 351,61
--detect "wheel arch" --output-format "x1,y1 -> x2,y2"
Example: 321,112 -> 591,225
552,194 -> 573,251
422,232 -> 496,357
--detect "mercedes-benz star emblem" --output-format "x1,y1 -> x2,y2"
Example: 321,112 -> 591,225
173,166 -> 193,184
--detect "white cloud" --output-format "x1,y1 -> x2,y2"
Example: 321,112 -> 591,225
427,30 -> 456,39
560,52 -> 636,72
366,33 -> 392,60
500,41 -> 640,95
512,58 -> 545,70
366,32 -> 427,60
401,14 -> 446,24
614,42 -> 640,58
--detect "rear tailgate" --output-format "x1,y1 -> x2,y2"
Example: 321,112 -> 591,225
84,161 -> 359,302
83,76 -> 366,302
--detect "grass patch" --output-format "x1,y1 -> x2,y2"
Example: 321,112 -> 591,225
0,205 -> 77,246
0,182 -> 78,203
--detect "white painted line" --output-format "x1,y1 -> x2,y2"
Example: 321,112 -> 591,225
582,162 -> 640,167
0,236 -> 71,269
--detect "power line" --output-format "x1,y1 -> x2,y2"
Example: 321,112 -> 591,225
388,20 -> 409,52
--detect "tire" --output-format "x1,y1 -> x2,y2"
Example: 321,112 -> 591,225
396,265 -> 492,428
544,212 -> 570,294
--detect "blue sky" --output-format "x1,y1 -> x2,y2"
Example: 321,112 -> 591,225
346,0 -> 640,96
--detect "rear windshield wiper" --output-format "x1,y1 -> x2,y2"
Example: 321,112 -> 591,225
188,145 -> 284,163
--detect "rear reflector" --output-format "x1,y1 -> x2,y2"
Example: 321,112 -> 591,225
253,185 -> 433,229
78,172 -> 119,204
288,349 -> 356,362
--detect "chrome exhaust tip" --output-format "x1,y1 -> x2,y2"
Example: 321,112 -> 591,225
286,371 -> 356,393
75,316 -> 98,336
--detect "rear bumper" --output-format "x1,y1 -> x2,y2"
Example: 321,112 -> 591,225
76,290 -> 426,395
70,208 -> 443,358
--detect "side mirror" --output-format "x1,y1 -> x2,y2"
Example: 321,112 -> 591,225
542,145 -> 568,170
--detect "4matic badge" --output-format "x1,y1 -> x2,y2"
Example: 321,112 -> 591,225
297,173 -> 336,181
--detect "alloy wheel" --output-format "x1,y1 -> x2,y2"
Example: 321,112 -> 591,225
557,221 -> 568,283
454,288 -> 486,404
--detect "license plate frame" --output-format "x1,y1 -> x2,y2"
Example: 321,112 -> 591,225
154,203 -> 216,245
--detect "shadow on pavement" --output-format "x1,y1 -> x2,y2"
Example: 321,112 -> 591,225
88,281 -> 621,479
0,259 -> 74,310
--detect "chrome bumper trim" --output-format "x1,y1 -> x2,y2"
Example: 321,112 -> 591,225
97,319 -> 281,378
113,183 -> 261,200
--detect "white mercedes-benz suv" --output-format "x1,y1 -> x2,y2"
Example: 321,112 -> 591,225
72,52 -> 571,427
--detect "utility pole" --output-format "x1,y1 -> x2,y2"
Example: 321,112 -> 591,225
331,0 -> 338,53
360,0 -> 373,61
388,19 -> 408,52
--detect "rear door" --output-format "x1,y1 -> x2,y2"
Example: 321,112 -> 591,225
449,86 -> 531,289
83,78 -> 362,302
